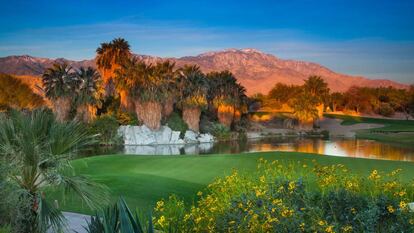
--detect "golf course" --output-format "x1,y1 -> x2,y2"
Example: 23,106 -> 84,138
51,151 -> 414,214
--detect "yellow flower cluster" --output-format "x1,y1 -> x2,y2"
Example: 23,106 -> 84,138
152,158 -> 413,232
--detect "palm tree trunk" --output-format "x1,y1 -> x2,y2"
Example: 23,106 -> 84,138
162,97 -> 175,119
135,100 -> 162,130
182,106 -> 201,132
217,104 -> 234,128
316,104 -> 324,118
119,90 -> 135,112
53,97 -> 71,122
76,104 -> 96,123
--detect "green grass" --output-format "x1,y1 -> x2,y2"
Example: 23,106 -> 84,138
324,114 -> 414,146
49,152 -> 414,214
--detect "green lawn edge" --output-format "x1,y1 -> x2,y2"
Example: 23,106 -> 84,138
49,152 -> 414,215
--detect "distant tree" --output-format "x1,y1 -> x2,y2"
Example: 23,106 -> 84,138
344,86 -> 373,113
74,67 -> 103,123
0,74 -> 44,111
329,92 -> 345,112
177,65 -> 209,132
291,92 -> 319,128
303,76 -> 330,104
42,63 -> 78,122
408,85 -> 414,118
268,83 -> 301,104
96,38 -> 131,110
207,71 -> 248,127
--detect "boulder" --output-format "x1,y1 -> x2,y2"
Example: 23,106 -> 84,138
170,131 -> 181,143
118,125 -> 215,146
184,130 -> 198,143
198,133 -> 215,143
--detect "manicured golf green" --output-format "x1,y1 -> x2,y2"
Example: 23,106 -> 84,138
325,114 -> 414,145
50,152 -> 414,214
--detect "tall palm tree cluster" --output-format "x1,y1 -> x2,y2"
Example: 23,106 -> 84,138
95,38 -> 248,132
42,64 -> 102,123
41,38 -> 248,131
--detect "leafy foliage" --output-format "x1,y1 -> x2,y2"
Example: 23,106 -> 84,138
42,63 -> 78,100
85,198 -> 154,233
0,109 -> 108,233
0,74 -> 44,111
177,65 -> 208,109
166,112 -> 188,137
75,67 -> 103,107
89,115 -> 121,145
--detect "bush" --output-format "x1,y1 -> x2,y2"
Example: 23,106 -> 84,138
378,103 -> 395,117
116,111 -> 139,125
89,115 -> 121,145
154,160 -> 414,232
166,112 -> 188,138
205,122 -> 231,140
0,225 -> 11,233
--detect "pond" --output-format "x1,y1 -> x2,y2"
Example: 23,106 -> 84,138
83,137 -> 414,162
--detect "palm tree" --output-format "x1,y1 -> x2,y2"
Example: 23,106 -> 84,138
0,109 -> 108,233
303,76 -> 330,118
291,92 -> 319,129
96,38 -> 131,110
177,65 -> 208,132
153,61 -> 177,119
116,59 -> 167,130
74,67 -> 103,123
207,71 -> 247,128
42,63 -> 77,122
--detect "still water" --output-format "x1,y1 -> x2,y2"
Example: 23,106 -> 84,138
85,138 -> 414,162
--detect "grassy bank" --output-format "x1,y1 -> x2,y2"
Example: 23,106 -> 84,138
324,114 -> 414,146
49,152 -> 414,214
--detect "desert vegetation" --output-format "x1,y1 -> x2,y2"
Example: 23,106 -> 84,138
0,74 -> 45,111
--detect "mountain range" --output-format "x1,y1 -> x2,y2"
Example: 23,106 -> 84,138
0,48 -> 408,95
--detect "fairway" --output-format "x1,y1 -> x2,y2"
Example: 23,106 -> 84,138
51,152 -> 414,214
325,114 -> 414,146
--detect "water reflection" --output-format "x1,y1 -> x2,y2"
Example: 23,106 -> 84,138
83,138 -> 414,162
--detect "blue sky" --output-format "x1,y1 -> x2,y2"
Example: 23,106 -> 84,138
0,0 -> 413,83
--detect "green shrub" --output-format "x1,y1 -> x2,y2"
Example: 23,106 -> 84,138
89,115 -> 121,145
85,198 -> 153,233
206,122 -> 231,140
378,103 -> 395,117
166,112 -> 188,138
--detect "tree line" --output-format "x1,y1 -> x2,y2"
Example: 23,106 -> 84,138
253,77 -> 414,124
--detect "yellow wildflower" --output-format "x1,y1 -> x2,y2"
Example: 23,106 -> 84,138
325,225 -> 334,233
157,215 -> 166,227
318,220 -> 326,226
155,200 -> 164,211
260,175 -> 266,183
387,205 -> 395,213
399,201 -> 407,209
342,225 -> 353,232
299,222 -> 305,231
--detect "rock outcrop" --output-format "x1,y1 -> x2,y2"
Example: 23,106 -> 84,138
118,125 -> 215,145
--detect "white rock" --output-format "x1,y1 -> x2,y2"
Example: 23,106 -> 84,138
170,131 -> 181,143
155,126 -> 172,144
198,133 -> 215,143
184,130 -> 199,143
